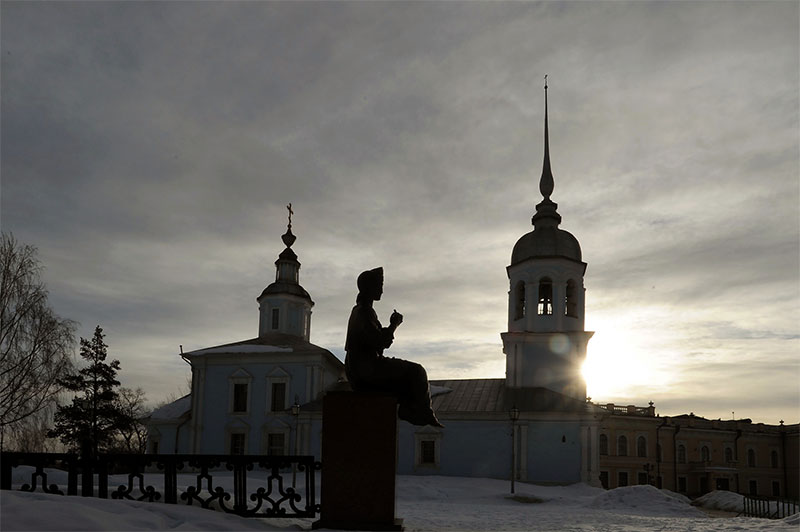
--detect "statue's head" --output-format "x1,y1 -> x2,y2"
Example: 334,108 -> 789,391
357,267 -> 384,302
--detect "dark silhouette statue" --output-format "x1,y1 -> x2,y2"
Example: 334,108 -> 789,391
345,267 -> 443,427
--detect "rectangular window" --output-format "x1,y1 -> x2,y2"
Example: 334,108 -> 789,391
271,382 -> 286,412
233,383 -> 248,413
599,471 -> 609,489
271,308 -> 280,330
420,440 -> 436,465
638,472 -> 648,485
678,477 -> 687,493
618,472 -> 628,487
230,433 -> 245,455
150,440 -> 159,454
267,433 -> 285,456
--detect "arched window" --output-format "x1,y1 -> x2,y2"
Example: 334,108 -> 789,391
514,281 -> 526,320
617,435 -> 628,457
537,278 -> 553,315
565,279 -> 578,317
637,436 -> 647,458
747,449 -> 756,467
677,444 -> 686,464
701,445 -> 710,462
725,447 -> 734,463
599,434 -> 608,455
771,450 -> 779,468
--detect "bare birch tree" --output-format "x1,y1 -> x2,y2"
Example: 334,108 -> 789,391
0,233 -> 75,450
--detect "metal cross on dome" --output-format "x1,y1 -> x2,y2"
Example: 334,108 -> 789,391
287,203 -> 294,227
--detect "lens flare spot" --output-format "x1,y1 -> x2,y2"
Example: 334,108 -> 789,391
549,334 -> 570,355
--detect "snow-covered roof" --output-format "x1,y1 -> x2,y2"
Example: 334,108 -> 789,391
188,345 -> 293,356
149,394 -> 191,421
182,332 -> 344,370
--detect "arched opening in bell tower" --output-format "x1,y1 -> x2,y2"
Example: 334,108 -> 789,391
537,277 -> 553,315
565,279 -> 578,318
514,281 -> 526,320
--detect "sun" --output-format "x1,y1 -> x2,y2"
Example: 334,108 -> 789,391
581,321 -> 658,401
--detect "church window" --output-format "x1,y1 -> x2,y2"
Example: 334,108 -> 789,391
420,440 -> 436,465
267,433 -> 285,455
514,281 -> 526,320
637,436 -> 647,457
599,434 -> 608,455
701,445 -> 710,462
271,382 -> 287,412
617,435 -> 628,456
233,383 -> 248,413
272,308 -> 280,330
677,445 -> 686,464
537,278 -> 553,315
230,433 -> 246,455
725,447 -> 734,463
565,279 -> 578,317
747,449 -> 756,467
770,450 -> 779,468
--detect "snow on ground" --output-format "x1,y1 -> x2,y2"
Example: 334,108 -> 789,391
694,490 -> 745,513
2,468 -> 798,531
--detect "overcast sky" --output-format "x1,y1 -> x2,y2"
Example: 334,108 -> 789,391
2,1 -> 797,424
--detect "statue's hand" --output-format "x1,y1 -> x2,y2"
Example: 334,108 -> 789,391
390,310 -> 403,327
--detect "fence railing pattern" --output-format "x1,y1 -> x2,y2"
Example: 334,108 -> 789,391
1,452 -> 321,518
741,494 -> 799,519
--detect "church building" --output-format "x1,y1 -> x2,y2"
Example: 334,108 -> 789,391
145,86 -> 797,496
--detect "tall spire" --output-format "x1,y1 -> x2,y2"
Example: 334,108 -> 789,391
540,75 -> 554,200
531,75 -> 561,229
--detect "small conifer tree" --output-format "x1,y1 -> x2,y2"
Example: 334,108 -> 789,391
49,326 -> 129,454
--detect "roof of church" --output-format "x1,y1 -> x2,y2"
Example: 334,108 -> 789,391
183,332 -> 344,368
148,394 -> 191,421
430,378 -> 590,414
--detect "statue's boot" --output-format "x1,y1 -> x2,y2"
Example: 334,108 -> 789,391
399,404 -> 444,428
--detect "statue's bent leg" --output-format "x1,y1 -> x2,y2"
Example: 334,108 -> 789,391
376,357 -> 442,427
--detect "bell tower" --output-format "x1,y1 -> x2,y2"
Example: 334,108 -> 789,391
257,204 -> 314,340
501,80 -> 594,401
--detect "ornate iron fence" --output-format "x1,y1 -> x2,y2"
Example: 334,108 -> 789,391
741,494 -> 799,519
1,452 -> 321,518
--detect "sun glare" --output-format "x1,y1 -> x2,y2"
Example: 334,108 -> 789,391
582,324 -> 660,401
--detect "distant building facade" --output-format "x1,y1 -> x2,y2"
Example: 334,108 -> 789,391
595,405 -> 799,499
145,88 -> 798,499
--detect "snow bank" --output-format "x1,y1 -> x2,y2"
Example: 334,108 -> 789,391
590,485 -> 705,517
693,490 -> 744,513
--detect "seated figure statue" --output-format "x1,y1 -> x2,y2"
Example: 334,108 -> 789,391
345,267 -> 443,428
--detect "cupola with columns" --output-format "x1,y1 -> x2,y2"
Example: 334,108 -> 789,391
501,79 -> 594,401
257,204 -> 314,340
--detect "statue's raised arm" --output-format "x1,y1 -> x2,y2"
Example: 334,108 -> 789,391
344,267 -> 443,428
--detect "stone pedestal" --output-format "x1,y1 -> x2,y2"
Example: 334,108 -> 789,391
313,391 -> 403,531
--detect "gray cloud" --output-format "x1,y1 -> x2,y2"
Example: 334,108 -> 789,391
2,1 -> 797,421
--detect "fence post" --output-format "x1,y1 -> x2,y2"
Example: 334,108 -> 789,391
164,458 -> 177,504
0,456 -> 11,490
